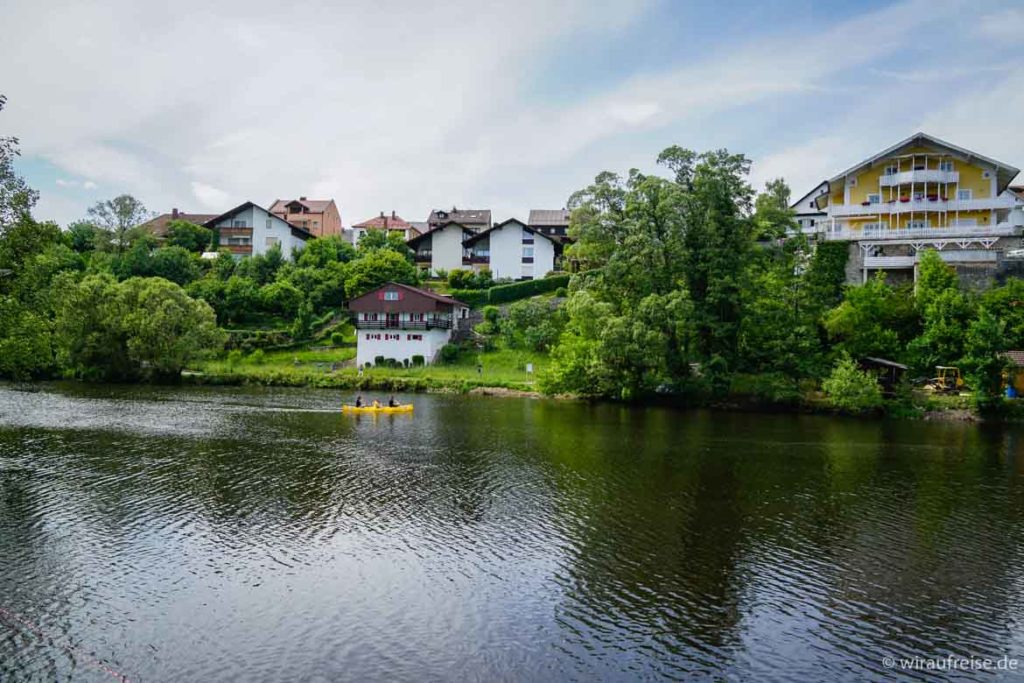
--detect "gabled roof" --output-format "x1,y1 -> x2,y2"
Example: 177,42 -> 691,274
348,281 -> 468,309
203,201 -> 313,240
462,218 -> 558,246
528,209 -> 570,226
270,198 -> 335,214
353,212 -> 412,230
406,221 -> 473,248
138,211 -> 220,236
428,207 -> 491,226
1003,350 -> 1024,367
789,181 -> 829,214
828,132 -> 1021,193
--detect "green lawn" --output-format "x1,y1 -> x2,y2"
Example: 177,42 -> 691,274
355,345 -> 547,385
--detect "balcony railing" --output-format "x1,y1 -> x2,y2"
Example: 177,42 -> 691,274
355,319 -> 453,330
879,170 -> 959,187
821,224 -> 1020,242
831,196 -> 1016,217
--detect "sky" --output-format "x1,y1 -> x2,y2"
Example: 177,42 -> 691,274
2,0 -> 1023,227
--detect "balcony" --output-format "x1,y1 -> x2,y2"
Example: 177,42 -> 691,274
414,251 -> 432,262
831,196 -> 1016,218
822,224 -> 1020,242
355,319 -> 453,330
864,251 -> 998,269
878,170 -> 959,187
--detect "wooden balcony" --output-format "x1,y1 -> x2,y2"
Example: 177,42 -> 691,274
355,319 -> 453,330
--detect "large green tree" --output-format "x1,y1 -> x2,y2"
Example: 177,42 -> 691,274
86,194 -> 152,253
0,95 -> 39,232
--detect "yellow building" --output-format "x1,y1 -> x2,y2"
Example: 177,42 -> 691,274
800,133 -> 1024,284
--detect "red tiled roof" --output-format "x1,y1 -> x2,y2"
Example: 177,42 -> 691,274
1002,350 -> 1024,367
138,211 -> 220,237
270,198 -> 334,214
353,212 -> 412,230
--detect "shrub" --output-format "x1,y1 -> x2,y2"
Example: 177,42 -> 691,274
449,289 -> 489,308
247,349 -> 265,365
447,269 -> 474,289
226,349 -> 243,368
482,305 -> 501,325
411,355 -> 425,366
439,343 -> 460,363
554,286 -> 568,298
488,274 -> 571,304
822,355 -> 883,413
330,331 -> 346,346
374,355 -> 385,366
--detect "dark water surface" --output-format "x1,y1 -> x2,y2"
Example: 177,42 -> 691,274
2,384 -> 1024,681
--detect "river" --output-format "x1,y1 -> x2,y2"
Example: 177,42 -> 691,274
2,383 -> 1024,681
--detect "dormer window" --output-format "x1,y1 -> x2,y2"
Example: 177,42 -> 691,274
383,290 -> 400,301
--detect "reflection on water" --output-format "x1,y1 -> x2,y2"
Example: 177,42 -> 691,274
2,383 -> 1024,680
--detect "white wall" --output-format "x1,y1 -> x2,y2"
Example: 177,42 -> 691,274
357,328 -> 453,366
213,204 -> 308,259
431,224 -> 467,274
487,223 -> 555,279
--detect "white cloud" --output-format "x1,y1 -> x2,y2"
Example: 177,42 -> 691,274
2,0 -> 1018,227
975,7 -> 1024,41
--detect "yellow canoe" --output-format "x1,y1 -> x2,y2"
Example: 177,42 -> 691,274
342,404 -> 414,414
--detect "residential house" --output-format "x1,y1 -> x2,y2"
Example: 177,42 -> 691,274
427,207 -> 491,232
350,211 -> 420,242
789,182 -> 828,235
527,208 -> 570,238
800,132 -> 1024,285
204,202 -> 312,258
138,208 -> 219,238
407,222 -> 475,275
349,282 -> 469,366
269,197 -> 342,238
463,218 -> 556,280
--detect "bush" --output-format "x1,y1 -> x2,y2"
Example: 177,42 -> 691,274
247,349 -> 265,365
226,349 -> 243,368
439,343 -> 460,363
488,274 -> 571,304
554,286 -> 568,298
374,355 -> 385,366
411,354 -> 425,366
330,331 -> 346,346
822,355 -> 883,413
482,305 -> 500,325
449,289 -> 489,308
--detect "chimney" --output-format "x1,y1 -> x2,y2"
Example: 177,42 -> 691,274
380,211 -> 385,218
391,210 -> 396,219
300,196 -> 307,201
171,208 -> 179,218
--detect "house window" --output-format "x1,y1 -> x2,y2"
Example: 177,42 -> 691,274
939,160 -> 954,172
407,334 -> 422,341
266,218 -> 272,230
809,219 -> 816,227
232,219 -> 247,227
908,219 -> 930,229
411,313 -> 424,321
522,234 -> 534,244
384,290 -> 399,301
522,246 -> 534,258
265,236 -> 279,248
913,192 -> 924,201
365,313 -> 378,321
884,165 -> 898,175
867,193 -> 880,204
951,218 -> 977,227
957,189 -> 972,201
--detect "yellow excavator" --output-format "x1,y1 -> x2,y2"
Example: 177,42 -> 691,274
930,366 -> 964,393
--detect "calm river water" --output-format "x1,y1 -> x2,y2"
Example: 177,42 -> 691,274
2,384 -> 1024,681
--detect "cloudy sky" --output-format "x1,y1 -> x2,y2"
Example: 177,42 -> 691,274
3,0 -> 1023,226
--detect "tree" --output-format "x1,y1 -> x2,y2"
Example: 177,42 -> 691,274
915,248 -> 958,311
961,309 -> 1007,413
357,228 -> 414,261
55,273 -> 224,381
165,220 -> 213,253
66,220 -> 110,253
296,235 -> 356,268
0,94 -> 39,232
344,249 -> 417,299
980,279 -> 1024,349
260,280 -> 303,317
752,178 -> 796,240
0,299 -> 53,379
824,273 -> 918,361
822,355 -> 883,413
291,299 -> 314,340
502,298 -> 566,351
86,194 -> 152,253
149,246 -> 200,285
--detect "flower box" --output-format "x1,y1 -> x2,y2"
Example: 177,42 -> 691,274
927,195 -> 938,201
861,201 -> 871,206
899,197 -> 910,203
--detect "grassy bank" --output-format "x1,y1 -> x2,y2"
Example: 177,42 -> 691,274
187,345 -> 548,393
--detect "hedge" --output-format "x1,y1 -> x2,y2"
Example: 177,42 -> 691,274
450,274 -> 571,308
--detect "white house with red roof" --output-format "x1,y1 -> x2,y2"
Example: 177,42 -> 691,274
349,282 -> 470,366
